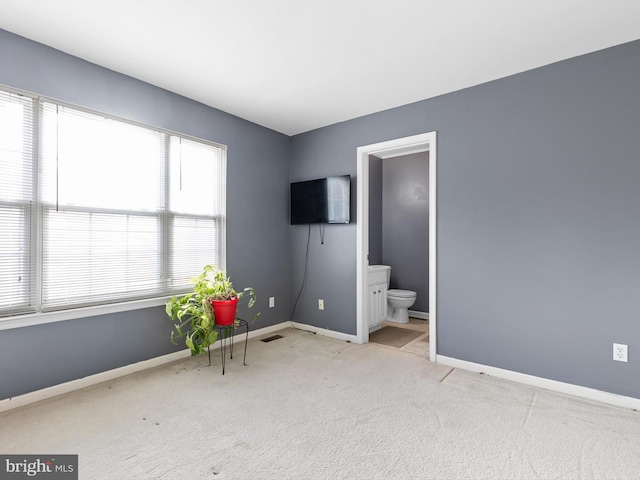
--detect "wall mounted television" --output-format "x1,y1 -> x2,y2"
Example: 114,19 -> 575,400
290,175 -> 351,225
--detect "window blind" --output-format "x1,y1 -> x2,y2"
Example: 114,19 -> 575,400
0,91 -> 35,316
168,136 -> 226,288
0,89 -> 227,317
34,101 -> 227,312
40,103 -> 166,310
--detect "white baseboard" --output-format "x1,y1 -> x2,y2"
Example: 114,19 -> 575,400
0,349 -> 189,413
437,355 -> 640,410
288,321 -> 359,343
0,322 -> 293,413
408,310 -> 429,320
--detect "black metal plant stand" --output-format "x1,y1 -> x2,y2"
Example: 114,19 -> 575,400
207,318 -> 249,375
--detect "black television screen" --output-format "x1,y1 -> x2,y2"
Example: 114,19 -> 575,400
290,175 -> 350,225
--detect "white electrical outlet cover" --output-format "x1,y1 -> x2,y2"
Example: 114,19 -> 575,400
613,343 -> 628,362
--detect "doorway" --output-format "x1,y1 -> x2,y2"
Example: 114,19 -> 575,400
355,132 -> 437,362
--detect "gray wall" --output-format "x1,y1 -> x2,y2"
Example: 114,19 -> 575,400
381,152 -> 429,312
0,29 -> 291,400
289,135 -> 356,334
368,155 -> 383,265
291,39 -> 640,399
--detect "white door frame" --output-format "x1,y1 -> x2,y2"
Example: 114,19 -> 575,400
355,132 -> 437,362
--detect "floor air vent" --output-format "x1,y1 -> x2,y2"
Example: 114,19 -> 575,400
261,334 -> 284,343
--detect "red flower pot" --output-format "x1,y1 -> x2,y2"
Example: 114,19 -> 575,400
211,298 -> 238,326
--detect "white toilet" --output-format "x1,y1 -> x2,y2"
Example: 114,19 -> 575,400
388,289 -> 417,324
382,266 -> 417,324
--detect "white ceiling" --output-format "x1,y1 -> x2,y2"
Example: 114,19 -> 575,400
1,0 -> 639,136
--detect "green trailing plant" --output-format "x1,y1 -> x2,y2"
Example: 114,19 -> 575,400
166,265 -> 259,355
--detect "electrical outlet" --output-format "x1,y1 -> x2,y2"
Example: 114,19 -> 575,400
318,299 -> 325,310
269,297 -> 275,308
613,343 -> 628,363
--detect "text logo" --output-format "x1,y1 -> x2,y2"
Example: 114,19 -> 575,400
0,455 -> 77,479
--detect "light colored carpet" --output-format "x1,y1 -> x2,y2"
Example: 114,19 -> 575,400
369,325 -> 423,348
1,327 -> 640,479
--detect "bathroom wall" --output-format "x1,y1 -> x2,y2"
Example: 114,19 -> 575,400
381,152 -> 429,313
368,155 -> 383,265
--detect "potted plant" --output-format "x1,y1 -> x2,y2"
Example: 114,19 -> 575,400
165,265 -> 259,355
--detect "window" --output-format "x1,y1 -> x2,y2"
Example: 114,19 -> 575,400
0,89 -> 226,318
0,91 -> 35,316
168,137 -> 226,288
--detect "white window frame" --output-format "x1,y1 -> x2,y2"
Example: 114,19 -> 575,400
0,86 -> 227,331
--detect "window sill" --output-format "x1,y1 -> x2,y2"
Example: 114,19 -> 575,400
0,296 -> 174,332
